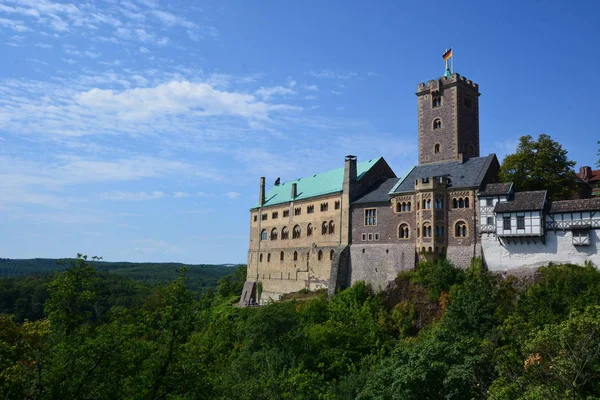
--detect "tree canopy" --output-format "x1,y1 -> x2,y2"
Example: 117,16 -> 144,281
499,134 -> 577,200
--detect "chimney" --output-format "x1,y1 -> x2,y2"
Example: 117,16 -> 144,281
580,166 -> 592,181
291,183 -> 297,199
457,152 -> 466,164
258,177 -> 265,206
344,155 -> 357,183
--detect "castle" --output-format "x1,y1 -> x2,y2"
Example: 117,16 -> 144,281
240,64 -> 600,305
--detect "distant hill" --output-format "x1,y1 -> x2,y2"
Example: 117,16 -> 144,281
0,258 -> 239,292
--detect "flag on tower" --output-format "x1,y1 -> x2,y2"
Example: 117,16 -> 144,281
442,48 -> 453,61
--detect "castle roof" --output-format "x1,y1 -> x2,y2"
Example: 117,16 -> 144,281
549,197 -> 600,214
352,177 -> 401,205
478,182 -> 513,197
494,190 -> 547,212
254,157 -> 383,208
389,154 -> 498,195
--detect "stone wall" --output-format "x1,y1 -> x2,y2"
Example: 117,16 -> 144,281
481,230 -> 600,271
349,244 -> 416,291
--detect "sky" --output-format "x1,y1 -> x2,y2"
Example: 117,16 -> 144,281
1,0 -> 599,264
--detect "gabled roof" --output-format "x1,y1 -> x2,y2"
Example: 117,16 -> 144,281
549,197 -> 600,214
478,182 -> 513,197
494,191 -> 547,212
389,154 -> 497,194
352,177 -> 401,205
254,157 -> 383,208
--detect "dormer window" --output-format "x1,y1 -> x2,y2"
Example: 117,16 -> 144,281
433,119 -> 441,130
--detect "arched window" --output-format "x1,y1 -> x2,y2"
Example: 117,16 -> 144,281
432,96 -> 441,108
458,198 -> 464,208
267,253 -> 271,263
330,249 -> 335,260
261,229 -> 267,241
407,201 -> 411,211
433,119 -> 442,130
318,250 -> 323,261
293,251 -> 298,261
423,223 -> 432,238
280,251 -> 284,261
465,197 -> 470,208
436,225 -> 444,237
322,221 -> 328,235
270,228 -> 278,241
281,226 -> 289,240
396,202 -> 402,212
434,143 -> 440,154
455,221 -> 468,237
292,225 -> 301,239
399,223 -> 410,239
328,220 -> 335,234
428,247 -> 433,253
307,223 -> 313,237
259,253 -> 263,262
452,198 -> 458,208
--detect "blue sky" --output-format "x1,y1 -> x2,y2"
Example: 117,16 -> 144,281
0,0 -> 599,264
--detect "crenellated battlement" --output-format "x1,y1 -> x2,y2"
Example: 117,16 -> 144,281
417,73 -> 479,93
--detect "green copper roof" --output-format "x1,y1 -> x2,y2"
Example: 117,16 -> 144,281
254,157 -> 383,208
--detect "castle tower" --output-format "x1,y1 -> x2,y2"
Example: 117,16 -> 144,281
416,73 -> 480,165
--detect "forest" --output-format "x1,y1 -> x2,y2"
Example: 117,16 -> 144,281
1,255 -> 600,399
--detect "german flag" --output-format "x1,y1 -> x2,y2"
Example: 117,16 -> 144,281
442,48 -> 453,61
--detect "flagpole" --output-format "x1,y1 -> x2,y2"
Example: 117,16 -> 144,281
451,46 -> 454,74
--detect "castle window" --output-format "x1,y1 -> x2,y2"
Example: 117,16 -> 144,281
432,96 -> 441,108
294,207 -> 301,216
517,216 -> 525,230
368,233 -> 373,241
261,229 -> 267,241
407,201 -> 411,211
434,143 -> 440,154
329,220 -> 335,234
436,225 -> 445,237
318,250 -> 323,261
452,198 -> 458,208
292,225 -> 301,239
455,221 -> 467,237
422,223 -> 432,238
435,199 -> 444,209
503,217 -> 511,230
307,223 -> 313,237
330,249 -> 335,260
320,202 -> 329,212
458,198 -> 464,208
374,233 -> 380,241
365,209 -> 377,226
307,205 -> 314,214
267,253 -> 271,263
422,199 -> 431,209
281,226 -> 289,240
322,221 -> 328,235
465,198 -> 470,208
283,210 -> 290,217
464,97 -> 472,109
259,253 -> 263,262
262,213 -> 267,221
253,215 -> 257,222
396,202 -> 402,212
433,119 -> 442,130
270,228 -> 278,241
399,223 -> 410,239
334,201 -> 340,210
361,233 -> 367,241
280,251 -> 284,261
272,211 -> 278,219
293,251 -> 298,261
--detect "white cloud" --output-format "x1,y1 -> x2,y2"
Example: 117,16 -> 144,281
304,84 -> 319,91
100,191 -> 166,200
139,46 -> 150,53
173,191 -> 190,198
0,17 -> 31,31
309,70 -> 358,79
226,191 -> 241,199
331,90 -> 343,95
255,86 -> 295,100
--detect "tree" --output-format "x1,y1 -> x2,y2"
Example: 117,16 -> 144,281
499,134 -> 577,200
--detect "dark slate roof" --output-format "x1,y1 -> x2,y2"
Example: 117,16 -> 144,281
549,197 -> 600,214
389,154 -> 497,194
494,191 -> 547,212
352,177 -> 401,205
478,182 -> 513,196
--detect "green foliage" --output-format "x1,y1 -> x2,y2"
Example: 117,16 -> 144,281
3,255 -> 600,399
499,134 -> 577,200
412,258 -> 465,300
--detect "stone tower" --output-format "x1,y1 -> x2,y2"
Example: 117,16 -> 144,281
416,73 -> 480,165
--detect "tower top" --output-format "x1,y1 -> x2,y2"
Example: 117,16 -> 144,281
442,48 -> 453,78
